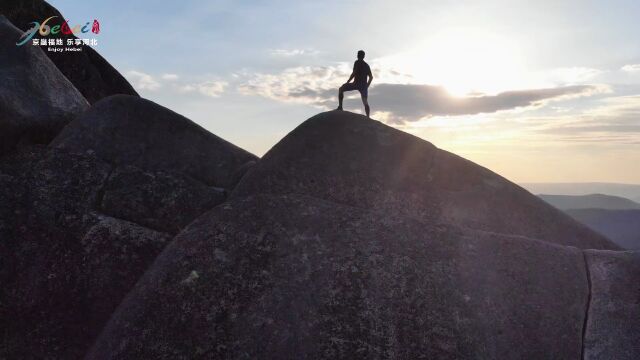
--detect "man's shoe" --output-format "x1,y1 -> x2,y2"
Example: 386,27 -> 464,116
335,106 -> 343,111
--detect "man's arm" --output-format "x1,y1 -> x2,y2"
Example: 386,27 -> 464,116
345,62 -> 356,83
367,67 -> 373,87
346,72 -> 355,83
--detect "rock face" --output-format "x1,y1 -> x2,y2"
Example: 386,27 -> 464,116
0,15 -> 88,154
89,194 -> 588,359
0,0 -> 138,103
583,250 -> 640,359
52,95 -> 258,189
0,75 -> 257,355
233,111 -> 618,250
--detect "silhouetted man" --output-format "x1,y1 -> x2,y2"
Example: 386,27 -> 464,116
337,50 -> 373,117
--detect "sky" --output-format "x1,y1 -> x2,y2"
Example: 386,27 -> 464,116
49,0 -> 640,184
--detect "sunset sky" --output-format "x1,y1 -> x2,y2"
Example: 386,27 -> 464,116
51,0 -> 640,183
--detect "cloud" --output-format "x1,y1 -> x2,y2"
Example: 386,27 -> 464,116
269,48 -> 319,57
369,83 -> 608,123
514,95 -> 640,145
179,80 -> 228,97
545,67 -> 604,84
237,65 -> 350,102
126,70 -> 161,91
161,73 -> 179,81
237,65 -> 608,123
125,70 -> 228,97
621,64 -> 640,73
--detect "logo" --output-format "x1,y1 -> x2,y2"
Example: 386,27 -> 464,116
16,16 -> 101,51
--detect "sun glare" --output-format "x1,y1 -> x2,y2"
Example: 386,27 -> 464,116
379,28 -> 528,96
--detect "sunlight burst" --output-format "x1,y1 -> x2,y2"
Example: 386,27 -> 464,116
379,28 -> 528,96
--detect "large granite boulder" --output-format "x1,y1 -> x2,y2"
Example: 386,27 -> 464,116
233,111 -> 618,250
583,250 -> 640,359
0,15 -> 88,154
0,90 -> 258,354
89,194 -> 588,359
52,95 -> 258,189
0,0 -> 138,103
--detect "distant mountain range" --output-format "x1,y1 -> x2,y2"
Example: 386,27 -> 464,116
522,182 -> 640,202
566,209 -> 640,251
537,193 -> 640,250
539,193 -> 640,210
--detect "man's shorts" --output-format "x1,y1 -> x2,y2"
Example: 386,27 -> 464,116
341,82 -> 368,97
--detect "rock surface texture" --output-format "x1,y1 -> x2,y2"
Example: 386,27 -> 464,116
89,194 -> 590,359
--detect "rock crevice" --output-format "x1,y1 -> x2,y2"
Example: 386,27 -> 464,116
581,250 -> 593,360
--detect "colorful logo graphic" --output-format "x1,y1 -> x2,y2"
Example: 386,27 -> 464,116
16,16 -> 101,46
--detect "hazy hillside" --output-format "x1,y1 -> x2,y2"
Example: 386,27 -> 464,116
539,194 -> 640,210
566,209 -> 640,251
522,182 -> 640,200
537,193 -> 640,250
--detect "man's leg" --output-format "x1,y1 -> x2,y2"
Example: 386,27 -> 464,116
362,95 -> 370,117
337,85 -> 345,110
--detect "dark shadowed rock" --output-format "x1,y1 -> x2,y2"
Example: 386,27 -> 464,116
80,216 -> 172,341
0,15 -> 88,154
0,145 -> 109,235
233,111 -> 618,250
89,194 -> 588,360
0,0 -> 138,103
0,146 -> 185,359
0,212 -> 171,359
100,165 -> 226,234
52,95 -> 258,189
0,147 -> 109,358
583,250 -> 640,359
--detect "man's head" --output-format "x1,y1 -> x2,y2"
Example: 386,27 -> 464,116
357,50 -> 365,60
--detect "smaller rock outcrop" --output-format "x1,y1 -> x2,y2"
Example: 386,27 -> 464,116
0,0 -> 139,103
0,15 -> 88,154
52,95 -> 258,189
